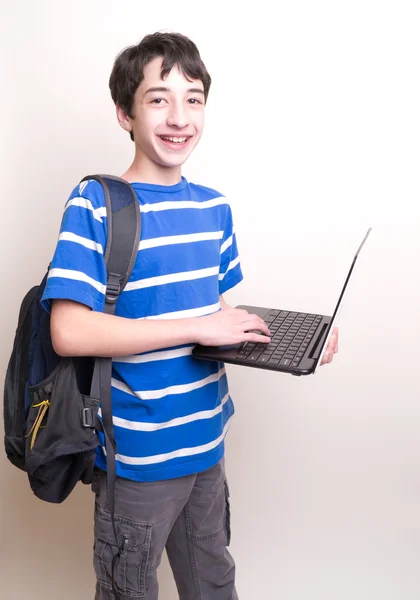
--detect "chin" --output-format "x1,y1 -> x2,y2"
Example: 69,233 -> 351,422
153,139 -> 199,168
157,154 -> 191,169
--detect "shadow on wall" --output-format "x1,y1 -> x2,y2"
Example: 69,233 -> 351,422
0,459 -> 95,597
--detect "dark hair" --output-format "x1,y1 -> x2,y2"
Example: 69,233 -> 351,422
109,32 -> 211,141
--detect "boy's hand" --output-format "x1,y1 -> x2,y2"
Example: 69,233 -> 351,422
320,327 -> 339,366
197,308 -> 271,347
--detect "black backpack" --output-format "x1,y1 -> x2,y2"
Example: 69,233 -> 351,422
3,174 -> 141,504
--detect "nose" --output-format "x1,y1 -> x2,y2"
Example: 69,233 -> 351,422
166,101 -> 189,129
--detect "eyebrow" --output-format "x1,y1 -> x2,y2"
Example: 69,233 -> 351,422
144,86 -> 205,95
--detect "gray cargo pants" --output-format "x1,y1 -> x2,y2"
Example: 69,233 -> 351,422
92,458 -> 238,600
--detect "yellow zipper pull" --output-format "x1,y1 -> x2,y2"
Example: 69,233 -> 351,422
26,399 -> 50,450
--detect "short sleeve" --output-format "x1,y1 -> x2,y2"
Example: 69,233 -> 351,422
41,179 -> 108,313
219,202 -> 243,295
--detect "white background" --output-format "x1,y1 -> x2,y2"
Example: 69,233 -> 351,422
1,1 -> 419,598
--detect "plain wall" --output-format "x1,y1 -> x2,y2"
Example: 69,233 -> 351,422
1,1 -> 419,598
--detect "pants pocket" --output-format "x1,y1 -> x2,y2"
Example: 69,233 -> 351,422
93,504 -> 152,598
224,480 -> 231,546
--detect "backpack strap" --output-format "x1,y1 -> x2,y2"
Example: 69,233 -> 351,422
83,174 -> 141,304
80,174 -> 141,600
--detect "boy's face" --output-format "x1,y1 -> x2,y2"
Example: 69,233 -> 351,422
118,57 -> 206,173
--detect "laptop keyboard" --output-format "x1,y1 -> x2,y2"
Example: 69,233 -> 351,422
235,310 -> 323,368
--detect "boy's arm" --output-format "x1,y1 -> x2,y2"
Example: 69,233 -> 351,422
51,299 -> 270,357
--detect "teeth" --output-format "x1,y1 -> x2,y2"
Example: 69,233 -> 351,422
161,136 -> 188,143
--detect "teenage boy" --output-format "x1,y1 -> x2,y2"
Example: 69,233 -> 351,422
42,32 -> 338,600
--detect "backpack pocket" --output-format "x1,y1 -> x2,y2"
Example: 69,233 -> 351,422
25,358 -> 100,503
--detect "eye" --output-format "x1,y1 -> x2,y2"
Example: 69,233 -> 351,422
151,98 -> 165,105
188,98 -> 203,105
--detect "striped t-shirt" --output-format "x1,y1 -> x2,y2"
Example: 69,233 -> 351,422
42,176 -> 243,482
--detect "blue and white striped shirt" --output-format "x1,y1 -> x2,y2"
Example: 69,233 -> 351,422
42,176 -> 243,481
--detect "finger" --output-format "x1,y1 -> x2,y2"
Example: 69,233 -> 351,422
243,317 -> 271,336
332,328 -> 339,351
321,351 -> 333,365
241,313 -> 267,327
258,318 -> 270,331
243,332 -> 271,344
327,333 -> 338,353
259,323 -> 271,336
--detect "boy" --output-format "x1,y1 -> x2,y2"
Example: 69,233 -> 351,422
42,32 -> 338,600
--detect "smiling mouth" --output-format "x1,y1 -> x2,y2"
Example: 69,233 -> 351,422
159,135 -> 191,144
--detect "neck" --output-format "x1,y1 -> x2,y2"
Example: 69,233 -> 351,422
121,152 -> 182,186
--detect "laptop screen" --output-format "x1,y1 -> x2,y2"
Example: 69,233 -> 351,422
313,227 -> 372,372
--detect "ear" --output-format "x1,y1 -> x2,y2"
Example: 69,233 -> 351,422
116,104 -> 133,134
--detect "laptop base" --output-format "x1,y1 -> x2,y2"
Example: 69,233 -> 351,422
193,305 -> 332,376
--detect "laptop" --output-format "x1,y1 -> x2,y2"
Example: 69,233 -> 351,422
192,228 -> 371,376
